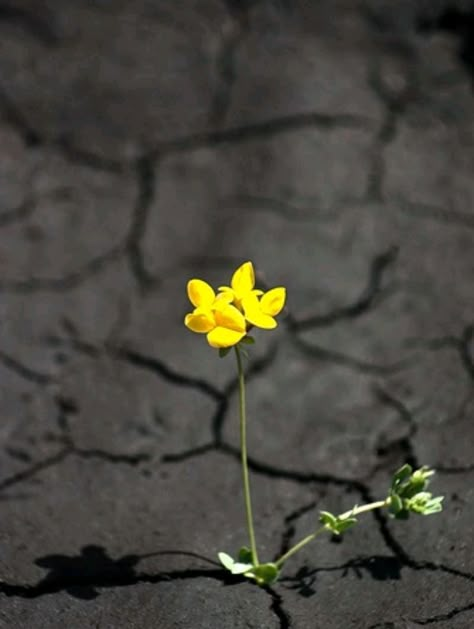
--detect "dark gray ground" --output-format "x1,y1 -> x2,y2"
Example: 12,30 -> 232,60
0,1 -> 473,627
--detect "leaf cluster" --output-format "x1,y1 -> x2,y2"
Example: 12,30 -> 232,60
388,464 -> 444,519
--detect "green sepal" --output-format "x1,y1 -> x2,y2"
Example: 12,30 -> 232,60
240,336 -> 255,345
218,347 -> 232,358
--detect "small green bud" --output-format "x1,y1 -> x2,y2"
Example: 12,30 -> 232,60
238,546 -> 254,564
406,492 -> 444,515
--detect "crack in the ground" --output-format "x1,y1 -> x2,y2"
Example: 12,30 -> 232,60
390,197 -> 474,230
287,247 -> 399,331
0,443 -> 150,497
290,334 -> 412,376
0,448 -> 69,494
413,323 -> 474,383
0,88 -> 126,173
0,85 -> 42,147
53,325 -> 279,448
366,54 -> 415,202
222,193 -> 342,222
164,440 -> 367,492
115,346 -> 223,401
0,566 -> 228,600
145,112 -> 374,159
0,198 -> 35,228
280,555 -> 404,597
215,342 -> 279,437
373,386 -> 419,470
359,484 -> 474,584
411,600 -> 474,625
276,499 -> 318,562
265,585 -> 292,629
210,10 -> 247,126
0,156 -> 158,294
0,3 -> 59,45
0,391 -> 150,497
0,350 -> 54,385
126,155 -> 159,291
54,137 -> 126,174
0,244 -> 124,294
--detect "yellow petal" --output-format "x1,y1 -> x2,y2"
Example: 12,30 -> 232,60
187,279 -> 215,308
184,308 -> 215,333
242,294 -> 277,330
260,287 -> 286,316
215,290 -> 234,304
214,304 -> 246,332
207,327 -> 246,348
231,261 -> 255,298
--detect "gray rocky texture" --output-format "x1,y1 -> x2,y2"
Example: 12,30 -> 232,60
0,0 -> 473,627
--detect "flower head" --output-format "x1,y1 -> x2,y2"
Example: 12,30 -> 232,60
184,279 -> 246,348
184,262 -> 286,348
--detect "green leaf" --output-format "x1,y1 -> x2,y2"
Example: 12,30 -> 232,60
218,347 -> 232,358
251,563 -> 280,585
231,562 -> 254,575
218,552 -> 235,571
238,546 -> 254,564
391,464 -> 412,491
319,511 -> 357,535
334,517 -> 357,534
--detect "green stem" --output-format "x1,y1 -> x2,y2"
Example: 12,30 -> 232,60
275,499 -> 389,568
235,345 -> 259,566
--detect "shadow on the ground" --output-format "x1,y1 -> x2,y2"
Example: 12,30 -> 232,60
280,555 -> 402,597
26,546 -> 222,600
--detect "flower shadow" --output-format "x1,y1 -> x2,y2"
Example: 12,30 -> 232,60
32,545 -> 222,600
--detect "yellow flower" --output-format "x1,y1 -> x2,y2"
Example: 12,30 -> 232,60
184,262 -> 286,348
218,261 -> 263,309
219,261 -> 286,330
242,287 -> 286,329
184,279 -> 246,348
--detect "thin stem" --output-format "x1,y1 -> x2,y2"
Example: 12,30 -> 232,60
275,527 -> 326,568
275,499 -> 389,568
235,345 -> 259,566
